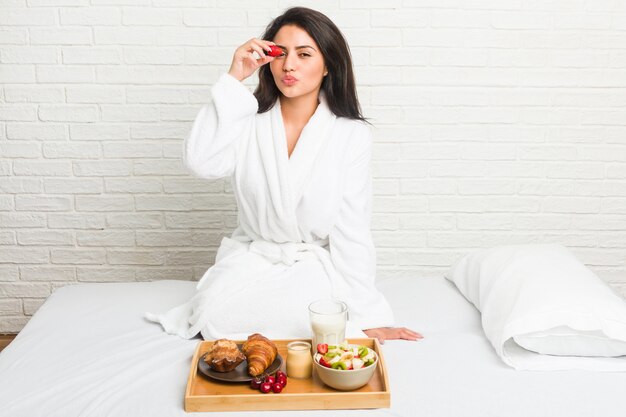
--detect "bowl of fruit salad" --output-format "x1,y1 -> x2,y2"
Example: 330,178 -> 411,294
313,341 -> 378,391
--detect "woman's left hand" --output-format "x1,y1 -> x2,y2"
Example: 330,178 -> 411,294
363,327 -> 423,344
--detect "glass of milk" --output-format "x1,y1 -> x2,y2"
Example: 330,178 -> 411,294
308,299 -> 348,352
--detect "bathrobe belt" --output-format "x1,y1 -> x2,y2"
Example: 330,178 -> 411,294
248,239 -> 343,299
247,238 -> 325,264
196,237 -> 344,300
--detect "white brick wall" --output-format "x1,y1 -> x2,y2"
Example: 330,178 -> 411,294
1,1 -> 626,332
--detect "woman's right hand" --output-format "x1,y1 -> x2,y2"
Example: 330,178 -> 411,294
227,38 -> 276,82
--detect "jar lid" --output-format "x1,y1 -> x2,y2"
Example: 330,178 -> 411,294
287,341 -> 311,350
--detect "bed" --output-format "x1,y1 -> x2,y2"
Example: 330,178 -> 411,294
1,276 -> 625,417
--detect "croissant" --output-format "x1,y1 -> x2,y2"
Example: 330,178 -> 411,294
204,339 -> 245,373
241,333 -> 278,376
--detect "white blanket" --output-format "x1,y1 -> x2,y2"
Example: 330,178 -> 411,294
446,244 -> 626,371
3,278 -> 626,417
146,73 -> 394,340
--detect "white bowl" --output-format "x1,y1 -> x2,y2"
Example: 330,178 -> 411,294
313,349 -> 378,391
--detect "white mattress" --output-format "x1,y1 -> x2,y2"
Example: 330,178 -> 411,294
0,276 -> 625,417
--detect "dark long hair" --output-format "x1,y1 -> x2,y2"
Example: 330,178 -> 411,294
254,7 -> 367,122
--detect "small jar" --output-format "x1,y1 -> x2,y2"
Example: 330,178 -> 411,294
286,341 -> 312,379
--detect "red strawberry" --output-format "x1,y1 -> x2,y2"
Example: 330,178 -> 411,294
319,357 -> 332,368
317,343 -> 328,354
266,45 -> 283,57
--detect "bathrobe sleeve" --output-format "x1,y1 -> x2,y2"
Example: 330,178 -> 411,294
183,73 -> 259,179
329,123 -> 396,331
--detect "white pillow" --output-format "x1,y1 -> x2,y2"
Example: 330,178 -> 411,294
514,326 -> 626,357
446,244 -> 626,371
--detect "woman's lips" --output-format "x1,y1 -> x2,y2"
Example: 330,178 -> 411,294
281,76 -> 298,86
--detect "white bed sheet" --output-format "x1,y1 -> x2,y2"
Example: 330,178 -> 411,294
0,277 -> 625,417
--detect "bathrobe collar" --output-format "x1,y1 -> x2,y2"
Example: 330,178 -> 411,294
269,92 -> 337,214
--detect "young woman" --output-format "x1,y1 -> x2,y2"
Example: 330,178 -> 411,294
147,7 -> 422,345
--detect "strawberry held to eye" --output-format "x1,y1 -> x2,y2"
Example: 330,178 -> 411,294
266,45 -> 283,57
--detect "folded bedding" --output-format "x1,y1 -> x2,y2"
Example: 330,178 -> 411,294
446,244 -> 626,371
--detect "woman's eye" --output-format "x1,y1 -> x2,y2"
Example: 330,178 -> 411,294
275,52 -> 309,58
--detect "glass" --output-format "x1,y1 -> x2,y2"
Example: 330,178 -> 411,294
286,341 -> 312,379
308,299 -> 347,352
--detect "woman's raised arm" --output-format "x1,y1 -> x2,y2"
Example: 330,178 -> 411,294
183,39 -> 276,179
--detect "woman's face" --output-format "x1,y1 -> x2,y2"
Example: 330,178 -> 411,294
269,24 -> 327,101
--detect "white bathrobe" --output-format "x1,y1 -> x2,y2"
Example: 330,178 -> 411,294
146,73 -> 395,340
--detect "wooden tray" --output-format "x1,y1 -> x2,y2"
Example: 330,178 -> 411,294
184,338 -> 390,412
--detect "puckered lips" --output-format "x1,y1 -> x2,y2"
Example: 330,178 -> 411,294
281,75 -> 298,86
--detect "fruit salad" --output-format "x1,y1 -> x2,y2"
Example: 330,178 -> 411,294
313,341 -> 376,371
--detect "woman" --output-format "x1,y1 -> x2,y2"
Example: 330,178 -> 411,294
147,7 -> 422,344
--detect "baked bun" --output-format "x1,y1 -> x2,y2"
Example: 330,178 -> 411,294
204,339 -> 245,372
